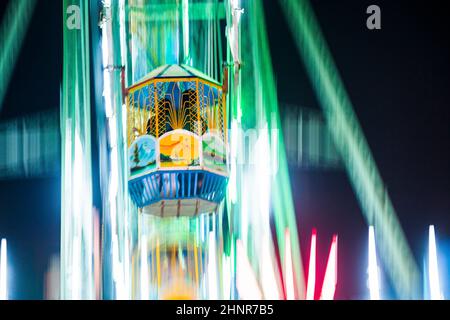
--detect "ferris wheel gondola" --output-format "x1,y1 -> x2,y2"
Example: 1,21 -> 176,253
126,64 -> 228,217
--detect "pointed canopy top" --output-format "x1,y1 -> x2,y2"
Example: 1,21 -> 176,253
131,64 -> 221,89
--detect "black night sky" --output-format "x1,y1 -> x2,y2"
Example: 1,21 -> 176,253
0,0 -> 449,299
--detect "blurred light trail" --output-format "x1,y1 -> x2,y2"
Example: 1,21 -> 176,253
207,232 -> 218,300
44,255 -> 60,300
182,0 -> 189,63
279,0 -> 420,299
320,235 -> 338,300
98,0 -> 133,300
260,234 -> 282,299
0,111 -> 60,180
61,0 -> 95,299
368,226 -> 381,300
222,254 -> 231,300
239,0 -> 306,299
0,239 -> 7,300
236,240 -> 262,300
93,209 -> 101,300
282,106 -> 341,169
140,238 -> 149,300
306,229 -> 317,300
428,226 -> 443,300
126,2 -> 226,22
0,0 -> 36,112
284,229 -> 295,300
72,236 -> 81,299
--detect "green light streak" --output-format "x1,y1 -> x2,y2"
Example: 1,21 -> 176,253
227,0 -> 306,299
279,0 -> 421,299
127,2 -> 225,22
61,0 -> 94,299
0,0 -> 36,113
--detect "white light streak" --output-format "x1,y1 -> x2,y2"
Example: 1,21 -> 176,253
368,226 -> 380,300
228,120 -> 238,203
182,0 -> 189,63
119,0 -> 127,70
428,225 -> 443,300
208,232 -> 218,299
0,239 -> 8,300
319,235 -> 338,300
260,235 -> 281,300
284,229 -> 295,300
222,255 -> 231,299
72,236 -> 81,300
71,134 -> 84,299
73,133 -> 84,219
306,229 -> 316,300
236,240 -> 262,299
140,238 -> 149,300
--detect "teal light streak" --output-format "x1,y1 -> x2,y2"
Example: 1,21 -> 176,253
279,0 -> 421,299
0,0 -> 36,113
228,0 -> 306,299
61,0 -> 94,299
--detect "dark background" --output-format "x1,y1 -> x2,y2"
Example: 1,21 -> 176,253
264,0 -> 450,299
0,0 -> 62,299
0,0 -> 449,299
